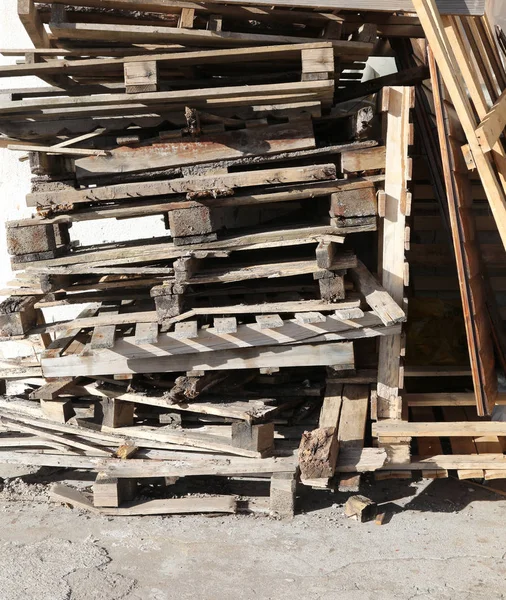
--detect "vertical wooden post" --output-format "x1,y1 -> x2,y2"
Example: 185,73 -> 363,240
377,86 -> 413,420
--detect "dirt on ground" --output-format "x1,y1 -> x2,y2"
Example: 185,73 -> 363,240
0,464 -> 506,600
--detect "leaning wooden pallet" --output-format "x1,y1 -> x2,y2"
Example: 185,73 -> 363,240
0,0 -> 504,517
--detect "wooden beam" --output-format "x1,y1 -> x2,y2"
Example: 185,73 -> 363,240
376,86 -> 413,419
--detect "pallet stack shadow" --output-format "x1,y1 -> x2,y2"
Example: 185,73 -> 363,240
1,0 -> 506,516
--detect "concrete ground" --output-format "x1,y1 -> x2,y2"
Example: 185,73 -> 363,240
0,466 -> 505,600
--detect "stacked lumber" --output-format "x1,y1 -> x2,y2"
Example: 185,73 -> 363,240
0,0 -> 506,516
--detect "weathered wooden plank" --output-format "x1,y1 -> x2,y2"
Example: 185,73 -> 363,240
0,79 -> 333,117
42,341 -> 356,377
76,119 -> 318,178
48,21 -> 372,58
377,86 -> 412,419
0,450 -> 298,477
27,162 -> 332,207
0,42 -> 334,78
52,485 -> 238,515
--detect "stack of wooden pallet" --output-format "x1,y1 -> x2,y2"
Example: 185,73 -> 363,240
1,0 -> 506,516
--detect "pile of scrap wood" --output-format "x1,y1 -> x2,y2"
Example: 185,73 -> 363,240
0,0 -> 506,517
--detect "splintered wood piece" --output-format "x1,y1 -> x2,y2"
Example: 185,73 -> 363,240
116,443 -> 139,460
173,321 -> 199,339
298,427 -> 339,480
8,144 -> 107,157
350,260 -> 405,326
344,495 -> 377,522
294,312 -> 326,324
133,321 -> 158,345
213,317 -> 237,334
255,314 -> 284,329
168,371 -> 227,402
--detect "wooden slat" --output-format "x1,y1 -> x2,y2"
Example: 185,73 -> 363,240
377,86 -> 412,419
42,341 -> 356,377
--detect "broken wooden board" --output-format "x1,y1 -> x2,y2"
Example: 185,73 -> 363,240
51,485 -> 238,515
